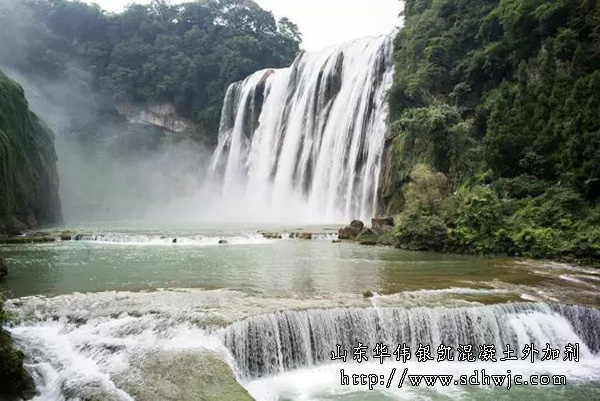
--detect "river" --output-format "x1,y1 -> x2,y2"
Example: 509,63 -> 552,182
1,226 -> 599,400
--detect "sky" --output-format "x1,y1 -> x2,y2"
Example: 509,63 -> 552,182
85,0 -> 402,51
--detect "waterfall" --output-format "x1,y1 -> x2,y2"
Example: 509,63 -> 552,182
210,34 -> 395,223
223,303 -> 600,378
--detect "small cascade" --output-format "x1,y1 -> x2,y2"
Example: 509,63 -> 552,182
210,34 -> 395,222
70,232 -> 267,246
223,303 -> 600,378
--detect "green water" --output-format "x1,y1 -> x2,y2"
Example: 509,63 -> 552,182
1,234 -> 594,304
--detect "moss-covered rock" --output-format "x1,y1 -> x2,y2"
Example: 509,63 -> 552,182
338,220 -> 364,240
117,351 -> 253,401
0,298 -> 36,400
0,70 -> 61,234
357,228 -> 379,246
0,329 -> 35,399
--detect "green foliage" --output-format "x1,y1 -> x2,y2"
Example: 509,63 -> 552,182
394,212 -> 449,252
391,103 -> 479,184
0,295 -> 8,324
0,0 -> 302,144
446,186 -> 511,254
0,72 -> 61,232
385,0 -> 600,260
404,164 -> 449,214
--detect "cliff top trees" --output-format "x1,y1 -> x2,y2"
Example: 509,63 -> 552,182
0,0 -> 302,143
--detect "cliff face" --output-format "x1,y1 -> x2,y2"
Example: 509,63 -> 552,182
0,71 -> 61,233
115,102 -> 192,133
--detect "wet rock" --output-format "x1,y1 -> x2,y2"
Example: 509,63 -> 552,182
332,239 -> 342,244
117,351 -> 253,401
0,329 -> 36,400
350,220 -> 365,231
172,238 -> 177,244
338,220 -> 365,240
261,232 -> 282,239
60,231 -> 77,241
299,232 -> 313,240
32,236 -> 55,243
0,257 -> 7,277
363,290 -> 374,298
8,217 -> 27,236
0,236 -> 55,244
219,240 -> 229,245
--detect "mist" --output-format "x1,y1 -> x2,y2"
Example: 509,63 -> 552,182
0,0 -> 219,227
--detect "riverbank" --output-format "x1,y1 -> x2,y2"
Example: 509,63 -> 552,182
338,216 -> 600,268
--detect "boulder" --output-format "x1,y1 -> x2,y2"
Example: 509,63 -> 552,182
0,257 -> 7,277
338,220 -> 365,240
350,220 -> 365,231
299,232 -> 312,240
0,329 -> 36,400
218,240 -> 229,245
60,231 -> 77,241
357,228 -> 378,246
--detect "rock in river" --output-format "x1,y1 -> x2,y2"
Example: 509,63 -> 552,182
338,220 -> 364,240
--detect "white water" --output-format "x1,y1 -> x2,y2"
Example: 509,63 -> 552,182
70,232 -> 269,246
224,303 -> 600,378
6,292 -> 600,400
210,35 -> 395,223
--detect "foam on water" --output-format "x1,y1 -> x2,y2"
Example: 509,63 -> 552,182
72,232 -> 269,246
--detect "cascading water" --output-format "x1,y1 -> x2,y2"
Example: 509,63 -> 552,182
224,303 -> 600,379
210,34 -> 395,223
6,291 -> 600,399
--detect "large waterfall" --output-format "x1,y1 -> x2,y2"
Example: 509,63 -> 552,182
210,35 -> 395,222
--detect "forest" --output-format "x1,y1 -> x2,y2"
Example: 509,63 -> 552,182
0,0 -> 301,143
381,0 -> 600,260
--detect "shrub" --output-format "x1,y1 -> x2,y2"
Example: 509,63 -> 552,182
404,164 -> 449,214
447,185 -> 509,254
394,212 -> 449,251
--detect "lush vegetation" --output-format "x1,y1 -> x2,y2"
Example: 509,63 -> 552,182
382,0 -> 600,260
0,71 -> 61,234
0,0 -> 301,143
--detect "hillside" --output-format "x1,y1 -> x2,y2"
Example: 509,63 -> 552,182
380,0 -> 600,260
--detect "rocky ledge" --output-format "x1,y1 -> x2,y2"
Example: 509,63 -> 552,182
338,217 -> 396,246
